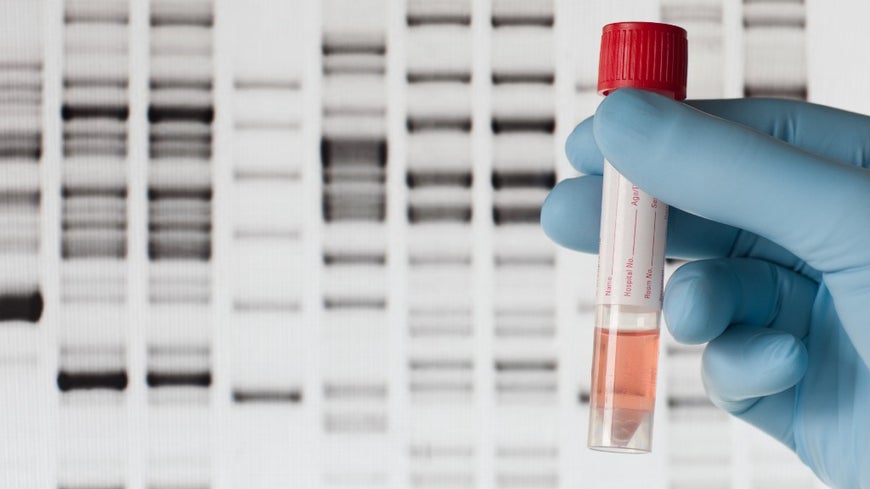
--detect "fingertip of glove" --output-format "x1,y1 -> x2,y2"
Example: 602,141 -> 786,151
664,269 -> 731,345
540,178 -> 600,253
748,330 -> 808,379
593,88 -> 675,163
565,116 -> 603,174
703,327 -> 807,401
663,276 -> 702,343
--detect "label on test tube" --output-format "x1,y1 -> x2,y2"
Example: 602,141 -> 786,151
595,161 -> 668,309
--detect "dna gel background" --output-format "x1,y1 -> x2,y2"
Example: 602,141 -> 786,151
1,0 -> 868,488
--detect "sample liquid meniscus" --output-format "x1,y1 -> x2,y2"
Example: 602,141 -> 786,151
587,21 -> 687,454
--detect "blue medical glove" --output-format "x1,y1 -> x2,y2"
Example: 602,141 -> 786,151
541,88 -> 870,489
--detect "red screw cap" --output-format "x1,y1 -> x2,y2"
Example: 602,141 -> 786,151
597,22 -> 688,101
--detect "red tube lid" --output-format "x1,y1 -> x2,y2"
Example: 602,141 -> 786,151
597,21 -> 688,100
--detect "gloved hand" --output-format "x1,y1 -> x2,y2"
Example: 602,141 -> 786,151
541,88 -> 870,489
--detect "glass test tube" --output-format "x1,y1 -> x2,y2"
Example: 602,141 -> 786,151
587,22 -> 688,453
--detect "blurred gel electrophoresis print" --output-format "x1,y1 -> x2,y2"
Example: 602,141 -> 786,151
0,0 -> 864,488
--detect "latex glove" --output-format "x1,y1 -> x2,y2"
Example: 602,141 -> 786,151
541,88 -> 870,489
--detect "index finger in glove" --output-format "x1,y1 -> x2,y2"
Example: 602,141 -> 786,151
565,96 -> 870,175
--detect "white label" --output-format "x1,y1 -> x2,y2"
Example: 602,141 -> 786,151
595,161 -> 668,309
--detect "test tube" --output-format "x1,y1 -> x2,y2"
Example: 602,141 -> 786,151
587,22 -> 688,453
